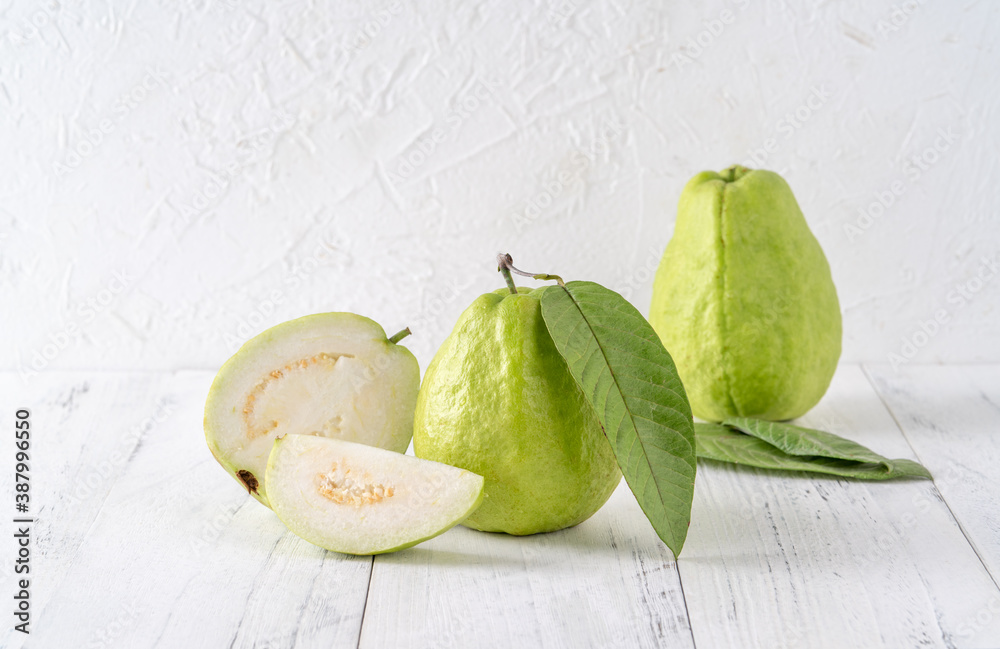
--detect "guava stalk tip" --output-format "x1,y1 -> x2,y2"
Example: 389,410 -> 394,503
497,253 -> 519,294
388,328 -> 412,344
497,253 -> 563,289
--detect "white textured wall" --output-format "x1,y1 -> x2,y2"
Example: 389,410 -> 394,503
3,0 -> 998,379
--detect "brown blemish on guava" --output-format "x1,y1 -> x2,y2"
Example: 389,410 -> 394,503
237,469 -> 259,495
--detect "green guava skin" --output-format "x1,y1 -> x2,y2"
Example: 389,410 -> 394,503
649,166 -> 842,422
412,287 -> 621,535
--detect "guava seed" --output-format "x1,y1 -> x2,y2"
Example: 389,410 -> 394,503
316,462 -> 395,506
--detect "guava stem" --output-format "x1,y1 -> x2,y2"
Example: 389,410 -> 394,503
532,273 -> 566,287
497,253 -> 519,294
388,328 -> 412,344
497,252 -> 566,288
721,164 -> 751,182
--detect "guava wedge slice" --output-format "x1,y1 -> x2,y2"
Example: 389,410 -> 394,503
204,313 -> 419,508
266,434 -> 485,555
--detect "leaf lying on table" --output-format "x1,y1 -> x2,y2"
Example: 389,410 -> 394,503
538,281 -> 697,559
694,418 -> 932,480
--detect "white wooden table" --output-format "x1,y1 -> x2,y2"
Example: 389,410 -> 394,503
4,365 -> 999,649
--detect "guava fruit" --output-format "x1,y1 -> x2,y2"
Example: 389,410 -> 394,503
266,434 -> 484,555
649,165 -> 842,422
412,287 -> 621,536
204,313 -> 419,507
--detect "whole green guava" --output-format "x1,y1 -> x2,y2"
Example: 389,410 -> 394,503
412,287 -> 621,535
649,165 -> 842,422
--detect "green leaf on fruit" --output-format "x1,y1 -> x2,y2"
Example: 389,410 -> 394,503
538,281 -> 697,558
695,419 -> 931,480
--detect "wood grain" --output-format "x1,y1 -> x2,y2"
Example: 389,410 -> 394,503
19,372 -> 372,649
1,372 -> 179,649
360,480 -> 695,649
679,366 -> 1000,649
6,367 -> 1000,648
867,364 -> 1000,639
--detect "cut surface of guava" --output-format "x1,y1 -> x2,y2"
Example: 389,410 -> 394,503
266,435 -> 484,555
204,313 -> 419,507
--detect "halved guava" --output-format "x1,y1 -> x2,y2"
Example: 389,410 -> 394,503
266,435 -> 484,555
204,313 -> 419,508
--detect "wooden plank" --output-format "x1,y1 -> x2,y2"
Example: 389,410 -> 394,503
360,480 -> 695,649
13,367 -> 1000,647
23,371 -> 372,648
866,365 -> 1000,586
0,372 -> 177,649
678,365 -> 1000,649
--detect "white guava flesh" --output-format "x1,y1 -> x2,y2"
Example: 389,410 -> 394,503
266,435 -> 484,555
204,313 -> 419,507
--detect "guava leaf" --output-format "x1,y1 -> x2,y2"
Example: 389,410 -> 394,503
538,281 -> 696,558
695,420 -> 931,480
